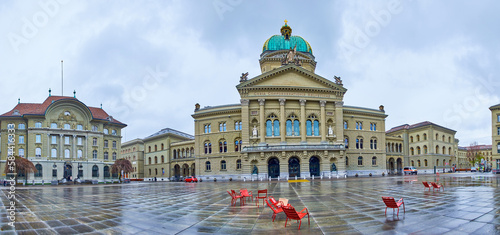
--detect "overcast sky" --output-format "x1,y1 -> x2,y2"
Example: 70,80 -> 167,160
1,0 -> 499,146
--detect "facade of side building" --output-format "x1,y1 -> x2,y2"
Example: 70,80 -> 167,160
0,95 -> 126,183
491,104 -> 500,173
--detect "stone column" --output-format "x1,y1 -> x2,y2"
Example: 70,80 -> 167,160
300,99 -> 306,143
279,99 -> 286,142
241,99 -> 250,146
258,99 -> 265,143
73,135 -> 77,159
59,134 -> 64,159
335,102 -> 344,143
47,134 -> 50,158
320,100 -> 326,142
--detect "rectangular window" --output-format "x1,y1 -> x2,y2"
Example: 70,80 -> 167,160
92,125 -> 98,131
498,127 -> 500,136
77,124 -> 83,130
51,136 -> 57,144
65,136 -> 70,145
51,149 -> 57,158
77,137 -> 82,145
19,135 -> 24,144
35,122 -> 42,128
112,141 -> 117,149
112,130 -> 117,135
51,123 -> 57,128
93,138 -> 97,146
52,169 -> 57,177
18,123 -> 25,129
104,140 -> 108,148
498,115 -> 500,122
36,134 -> 41,143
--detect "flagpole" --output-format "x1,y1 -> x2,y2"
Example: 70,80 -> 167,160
61,60 -> 64,96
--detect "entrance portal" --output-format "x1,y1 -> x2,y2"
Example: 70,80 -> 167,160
64,164 -> 72,180
309,156 -> 320,176
268,158 -> 280,178
288,157 -> 300,177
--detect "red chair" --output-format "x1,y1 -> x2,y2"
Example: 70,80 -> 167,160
240,188 -> 253,204
230,190 -> 244,206
255,189 -> 267,207
431,182 -> 444,191
282,205 -> 310,230
268,196 -> 284,208
265,198 -> 283,222
382,197 -> 405,216
422,181 -> 431,191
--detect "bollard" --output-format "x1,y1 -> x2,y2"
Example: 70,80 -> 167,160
312,175 -> 314,180
303,175 -> 305,180
269,177 -> 271,181
42,180 -> 44,186
321,175 -> 323,180
295,176 -> 297,180
243,177 -> 246,182
278,176 -> 280,181
329,175 -> 331,179
344,174 -> 347,178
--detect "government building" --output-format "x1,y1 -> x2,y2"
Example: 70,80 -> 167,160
491,104 -> 500,173
0,92 -> 126,183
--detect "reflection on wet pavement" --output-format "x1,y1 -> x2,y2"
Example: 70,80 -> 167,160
1,173 -> 500,234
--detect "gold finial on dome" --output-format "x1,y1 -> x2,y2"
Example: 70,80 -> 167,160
281,20 -> 292,40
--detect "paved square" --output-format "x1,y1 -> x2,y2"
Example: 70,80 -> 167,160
1,173 -> 500,234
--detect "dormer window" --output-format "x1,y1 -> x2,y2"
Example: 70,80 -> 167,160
13,110 -> 20,115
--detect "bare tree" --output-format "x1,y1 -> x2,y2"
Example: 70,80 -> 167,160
111,158 -> 133,183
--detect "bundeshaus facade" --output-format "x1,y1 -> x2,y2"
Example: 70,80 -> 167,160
0,93 -> 126,183
192,22 -> 388,180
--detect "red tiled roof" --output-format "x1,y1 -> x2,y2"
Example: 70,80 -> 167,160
0,96 -> 125,125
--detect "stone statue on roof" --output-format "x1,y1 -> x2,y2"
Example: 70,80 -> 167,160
334,76 -> 343,86
240,72 -> 249,82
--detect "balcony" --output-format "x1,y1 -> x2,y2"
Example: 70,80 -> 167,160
242,143 -> 345,153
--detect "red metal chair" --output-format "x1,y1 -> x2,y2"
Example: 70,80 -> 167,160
230,190 -> 244,206
382,197 -> 405,216
240,188 -> 253,204
422,181 -> 431,191
255,189 -> 267,207
268,196 -> 284,208
265,198 -> 283,222
431,182 -> 444,191
282,205 -> 310,230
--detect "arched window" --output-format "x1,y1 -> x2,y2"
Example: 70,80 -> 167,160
424,159 -> 428,167
154,156 -> 158,164
358,156 -> 363,166
442,135 -> 445,141
442,146 -> 446,155
266,114 -> 279,137
104,166 -> 110,178
35,164 -> 42,177
346,156 -> 349,166
411,160 -> 415,166
410,136 -> 414,143
219,140 -> 227,153
423,133 -> 427,140
344,137 -> 349,149
286,114 -> 300,136
410,147 -> 414,155
190,148 -> 194,157
92,165 -> 99,177
416,135 -> 420,142
112,152 -> 116,160
436,145 -> 439,154
372,156 -> 377,165
221,160 -> 226,170
448,147 -> 452,155
370,138 -> 377,149
155,168 -> 158,175
306,115 -> 319,136
148,146 -> 151,152
417,160 -> 421,167
161,155 -> 164,163
235,121 -> 242,130
236,159 -> 241,169
206,161 -> 211,171
417,146 -> 421,155
436,133 -> 439,140
344,121 -> 348,129
161,143 -> 164,150
155,145 -> 157,151
356,137 -> 363,149
51,149 -> 57,158
149,169 -> 151,175
424,145 -> 428,154
173,149 -> 177,158
235,139 -> 242,152
148,157 -> 152,165
448,136 -> 451,143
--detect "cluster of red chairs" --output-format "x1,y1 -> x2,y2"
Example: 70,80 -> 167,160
227,188 -> 254,206
422,181 -> 444,191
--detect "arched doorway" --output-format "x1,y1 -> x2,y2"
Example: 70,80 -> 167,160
64,164 -> 72,180
104,166 -> 110,178
268,158 -> 280,178
309,156 -> 320,177
191,163 -> 196,177
174,164 -> 180,179
182,164 -> 189,177
397,158 -> 403,174
388,158 -> 395,174
288,157 -> 300,177
331,163 -> 337,172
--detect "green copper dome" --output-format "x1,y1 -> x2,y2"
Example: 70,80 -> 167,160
262,22 -> 313,54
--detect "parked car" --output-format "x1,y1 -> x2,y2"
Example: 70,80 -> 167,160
403,166 -> 418,175
471,167 -> 477,172
184,176 -> 198,183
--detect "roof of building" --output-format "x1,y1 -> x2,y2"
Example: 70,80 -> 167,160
386,121 -> 456,134
0,96 -> 125,125
459,145 -> 492,151
490,103 -> 500,110
262,22 -> 313,54
144,127 -> 194,140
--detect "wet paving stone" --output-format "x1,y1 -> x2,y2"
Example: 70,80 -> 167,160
2,173 -> 500,234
